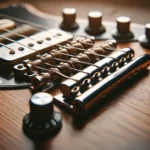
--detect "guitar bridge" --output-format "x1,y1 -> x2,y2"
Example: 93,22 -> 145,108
0,18 -> 149,113
11,31 -> 150,114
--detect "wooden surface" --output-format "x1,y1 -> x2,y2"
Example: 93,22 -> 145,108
1,1 -> 150,150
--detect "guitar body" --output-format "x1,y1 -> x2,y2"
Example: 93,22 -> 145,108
1,3 -> 150,150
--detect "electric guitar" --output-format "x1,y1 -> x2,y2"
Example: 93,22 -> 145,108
1,3 -> 150,150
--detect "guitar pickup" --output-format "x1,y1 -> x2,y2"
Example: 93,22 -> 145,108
0,29 -> 73,65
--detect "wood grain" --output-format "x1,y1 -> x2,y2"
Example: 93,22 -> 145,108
1,42 -> 150,150
1,1 -> 150,150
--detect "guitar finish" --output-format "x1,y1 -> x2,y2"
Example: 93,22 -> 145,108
1,3 -> 150,150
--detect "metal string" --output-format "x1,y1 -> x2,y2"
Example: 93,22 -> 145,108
0,30 -> 99,78
0,14 -> 116,80
0,41 -> 13,52
1,27 -> 114,59
34,66 -> 79,81
0,13 -> 116,51
53,57 -> 99,68
44,62 -> 90,75
0,33 -> 37,52
0,32 -> 102,77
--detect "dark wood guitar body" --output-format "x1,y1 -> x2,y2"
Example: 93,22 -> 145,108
1,3 -> 150,150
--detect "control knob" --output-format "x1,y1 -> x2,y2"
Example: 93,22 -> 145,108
112,16 -> 134,40
23,92 -> 62,137
139,23 -> 150,48
85,11 -> 105,35
60,8 -> 79,31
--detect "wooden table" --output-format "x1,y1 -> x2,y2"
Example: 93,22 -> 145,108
1,1 -> 150,150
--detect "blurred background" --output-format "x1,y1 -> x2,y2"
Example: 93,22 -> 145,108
0,0 -> 150,24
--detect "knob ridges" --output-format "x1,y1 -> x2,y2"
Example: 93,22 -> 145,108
23,92 -> 62,137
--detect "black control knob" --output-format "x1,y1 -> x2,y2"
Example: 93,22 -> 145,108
112,16 -> 134,40
60,8 -> 79,31
23,92 -> 62,137
85,11 -> 105,35
139,23 -> 150,48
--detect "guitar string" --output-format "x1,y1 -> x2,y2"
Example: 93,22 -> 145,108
0,33 -> 105,87
0,15 -> 120,88
0,33 -> 37,52
0,29 -> 102,79
0,36 -> 105,81
0,13 -> 115,51
0,38 -> 76,81
0,35 -> 95,74
34,66 -> 79,82
1,27 -> 113,59
0,14 -> 116,79
0,13 -> 95,44
0,17 -> 117,62
26,54 -> 91,75
43,62 -> 90,75
1,28 -> 117,74
1,27 -> 115,55
0,41 -> 14,51
0,32 -> 102,69
35,54 -> 93,75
